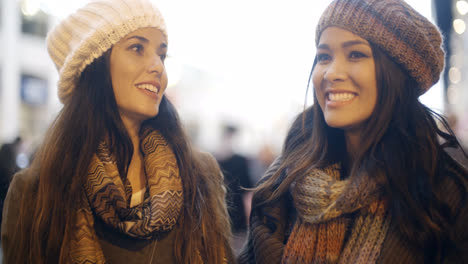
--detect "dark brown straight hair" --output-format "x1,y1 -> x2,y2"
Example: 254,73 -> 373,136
5,50 -> 233,264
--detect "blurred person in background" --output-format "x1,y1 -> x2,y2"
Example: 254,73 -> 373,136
0,137 -> 22,231
1,0 -> 233,263
240,0 -> 468,263
215,124 -> 253,254
249,143 -> 277,184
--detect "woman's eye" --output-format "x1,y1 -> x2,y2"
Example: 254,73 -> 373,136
130,44 -> 144,53
349,51 -> 367,59
317,53 -> 331,63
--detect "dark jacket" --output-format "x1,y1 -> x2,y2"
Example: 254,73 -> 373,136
0,141 -> 20,225
1,152 -> 226,264
218,153 -> 253,233
238,152 -> 468,264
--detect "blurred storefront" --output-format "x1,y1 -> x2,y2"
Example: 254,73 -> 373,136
0,0 -> 467,160
441,0 -> 468,147
0,0 -> 59,160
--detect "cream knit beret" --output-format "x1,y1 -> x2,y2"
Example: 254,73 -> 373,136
316,0 -> 445,94
46,0 -> 167,104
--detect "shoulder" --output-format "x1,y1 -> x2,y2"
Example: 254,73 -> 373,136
241,155 -> 291,263
2,168 -> 37,204
1,168 -> 37,242
444,145 -> 468,169
194,151 -> 224,182
4,168 -> 37,199
438,151 -> 468,261
435,151 -> 468,219
196,150 -> 218,165
195,151 -> 221,172
439,150 -> 468,195
257,155 -> 283,186
249,155 -> 283,209
251,155 -> 288,217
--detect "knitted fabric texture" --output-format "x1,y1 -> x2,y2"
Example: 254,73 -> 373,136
46,0 -> 167,104
316,0 -> 445,94
281,164 -> 390,263
62,128 -> 183,263
238,153 -> 468,264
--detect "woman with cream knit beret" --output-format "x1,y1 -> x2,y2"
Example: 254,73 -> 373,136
240,0 -> 468,263
1,0 -> 233,263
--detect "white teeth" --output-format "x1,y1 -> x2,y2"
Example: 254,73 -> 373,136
328,92 -> 355,102
136,84 -> 158,93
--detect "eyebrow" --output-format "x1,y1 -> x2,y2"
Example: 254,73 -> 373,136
317,40 -> 370,50
125,35 -> 168,49
126,35 -> 149,42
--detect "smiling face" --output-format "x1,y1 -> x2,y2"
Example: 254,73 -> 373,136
313,27 -> 377,137
110,27 -> 168,128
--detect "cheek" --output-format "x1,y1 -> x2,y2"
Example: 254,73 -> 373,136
362,72 -> 378,106
110,69 -> 129,99
161,70 -> 169,91
311,68 -> 325,108
110,55 -> 129,95
311,67 -> 321,88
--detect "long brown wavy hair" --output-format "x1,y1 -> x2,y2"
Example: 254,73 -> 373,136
254,45 -> 468,263
5,50 -> 233,263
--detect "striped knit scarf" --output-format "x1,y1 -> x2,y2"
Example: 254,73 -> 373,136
282,164 -> 391,264
62,128 -> 183,263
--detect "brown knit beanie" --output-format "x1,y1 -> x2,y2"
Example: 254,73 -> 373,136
316,0 -> 445,94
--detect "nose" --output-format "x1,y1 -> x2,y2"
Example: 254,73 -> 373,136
147,53 -> 164,75
323,58 -> 347,83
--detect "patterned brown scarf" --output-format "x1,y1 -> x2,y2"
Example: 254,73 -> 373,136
282,164 -> 391,264
61,128 -> 183,263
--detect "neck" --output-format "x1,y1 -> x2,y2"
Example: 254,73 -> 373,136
120,115 -> 147,192
345,130 -> 361,164
120,116 -> 142,153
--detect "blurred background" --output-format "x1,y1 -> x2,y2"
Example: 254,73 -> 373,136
0,0 -> 467,167
0,0 -> 467,257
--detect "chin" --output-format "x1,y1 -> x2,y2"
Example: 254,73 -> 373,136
142,104 -> 161,116
325,118 -> 368,133
324,117 -> 348,129
143,111 -> 159,120
133,108 -> 158,122
326,123 -> 347,130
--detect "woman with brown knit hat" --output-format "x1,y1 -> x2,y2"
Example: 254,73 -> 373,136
1,0 -> 233,263
239,0 -> 468,263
